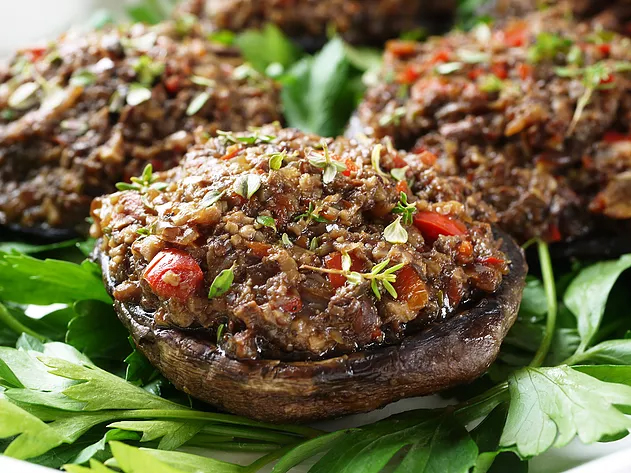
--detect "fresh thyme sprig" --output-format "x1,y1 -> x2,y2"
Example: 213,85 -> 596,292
217,129 -> 276,145
308,141 -> 347,184
115,164 -> 167,193
555,61 -> 631,135
295,202 -> 328,224
391,191 -> 417,225
301,257 -> 404,300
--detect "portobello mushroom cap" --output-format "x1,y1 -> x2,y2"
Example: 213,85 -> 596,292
92,125 -> 527,423
348,5 -> 631,248
176,0 -> 456,50
0,20 -> 281,236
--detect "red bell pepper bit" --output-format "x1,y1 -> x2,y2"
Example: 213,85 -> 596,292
500,21 -> 528,47
517,63 -> 533,81
342,157 -> 358,176
325,252 -> 364,288
386,40 -> 418,58
480,256 -> 506,266
429,49 -> 451,65
413,211 -> 467,242
491,62 -> 508,80
397,64 -> 422,85
164,76 -> 181,94
393,265 -> 428,311
603,131 -> 631,143
396,180 -> 410,194
24,46 -> 47,62
143,249 -> 204,302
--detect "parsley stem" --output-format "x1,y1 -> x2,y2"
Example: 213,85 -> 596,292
187,438 -> 280,452
244,443 -> 301,473
113,409 -> 323,438
0,302 -> 47,342
529,240 -> 557,368
200,424 -> 305,444
454,382 -> 509,424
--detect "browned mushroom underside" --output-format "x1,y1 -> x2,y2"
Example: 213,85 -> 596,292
97,227 -> 526,423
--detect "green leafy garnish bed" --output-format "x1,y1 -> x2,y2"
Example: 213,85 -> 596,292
2,2 -> 631,473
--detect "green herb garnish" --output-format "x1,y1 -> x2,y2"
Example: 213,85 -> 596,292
69,70 -> 97,87
370,143 -> 388,177
384,216 -> 408,244
392,191 -> 417,225
233,174 -> 262,199
133,55 -> 165,86
555,61 -> 631,134
281,233 -> 292,247
268,150 -> 288,170
435,62 -> 463,75
479,73 -> 504,93
126,83 -> 152,106
378,106 -> 406,126
8,82 -> 39,110
186,91 -> 210,116
115,164 -> 167,193
308,141 -> 346,184
208,266 -> 235,299
295,202 -> 328,224
200,190 -> 224,207
302,258 -> 404,300
527,32 -> 572,63
217,129 -> 275,146
256,215 -> 277,230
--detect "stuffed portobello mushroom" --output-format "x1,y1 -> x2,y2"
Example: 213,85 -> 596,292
176,0 -> 456,49
492,0 -> 631,35
350,6 -> 631,247
0,21 -> 281,237
91,124 -> 527,422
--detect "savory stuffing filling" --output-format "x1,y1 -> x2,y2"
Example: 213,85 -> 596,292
352,6 -> 631,243
92,124 -> 508,361
0,20 -> 281,231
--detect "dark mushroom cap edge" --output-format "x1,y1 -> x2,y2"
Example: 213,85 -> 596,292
96,227 -> 527,423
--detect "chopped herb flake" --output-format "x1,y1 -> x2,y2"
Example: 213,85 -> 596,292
208,267 -> 234,299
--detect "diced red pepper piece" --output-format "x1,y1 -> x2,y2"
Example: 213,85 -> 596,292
413,211 -> 467,242
164,76 -> 181,94
387,40 -> 417,58
221,145 -> 242,160
480,256 -> 505,265
392,153 -> 408,168
325,252 -> 364,288
501,21 -> 528,47
429,49 -> 451,64
342,157 -> 358,176
397,64 -> 422,84
396,180 -> 410,194
24,47 -> 46,62
468,67 -> 483,80
393,265 -> 428,310
547,223 -> 562,243
457,240 -> 473,261
600,74 -> 615,85
143,249 -> 204,302
603,131 -> 631,143
418,150 -> 437,166
491,62 -> 508,80
517,63 -> 533,81
598,43 -> 611,56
